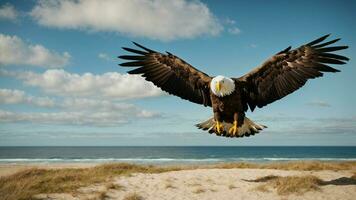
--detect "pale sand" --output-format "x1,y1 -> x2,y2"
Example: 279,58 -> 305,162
1,164 -> 355,200
108,168 -> 355,200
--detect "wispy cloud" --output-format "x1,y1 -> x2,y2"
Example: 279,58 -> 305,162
223,18 -> 236,25
0,89 -> 55,107
0,97 -> 159,125
0,88 -> 159,126
0,109 -> 157,126
0,3 -> 18,21
306,100 -> 331,107
256,114 -> 356,135
30,0 -> 222,41
0,34 -> 70,68
279,118 -> 356,135
222,17 -> 241,35
98,53 -> 113,62
250,44 -> 257,48
0,69 -> 164,99
227,27 -> 241,35
0,89 -> 27,104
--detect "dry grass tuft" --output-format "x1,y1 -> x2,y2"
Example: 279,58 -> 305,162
192,188 -> 206,194
228,184 -> 237,189
165,182 -> 176,189
273,175 -> 322,195
96,190 -> 110,200
250,175 -> 279,182
215,161 -> 356,171
0,163 -> 180,200
255,184 -> 270,192
106,182 -> 123,190
123,192 -> 144,200
253,175 -> 322,195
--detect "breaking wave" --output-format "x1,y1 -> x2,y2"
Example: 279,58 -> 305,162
1,157 -> 355,164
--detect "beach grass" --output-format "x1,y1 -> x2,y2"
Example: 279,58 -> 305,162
106,182 -> 124,190
0,163 -> 181,200
253,171 -> 356,195
0,161 -> 355,200
214,160 -> 356,171
253,175 -> 322,195
123,192 -> 144,200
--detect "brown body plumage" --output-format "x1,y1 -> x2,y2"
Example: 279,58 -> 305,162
210,84 -> 244,124
119,34 -> 349,138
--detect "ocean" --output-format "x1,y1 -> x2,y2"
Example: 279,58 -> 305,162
0,146 -> 355,165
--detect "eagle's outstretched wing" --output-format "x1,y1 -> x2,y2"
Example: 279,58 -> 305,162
119,42 -> 212,106
236,34 -> 349,112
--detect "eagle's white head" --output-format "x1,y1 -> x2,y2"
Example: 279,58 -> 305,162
210,75 -> 235,97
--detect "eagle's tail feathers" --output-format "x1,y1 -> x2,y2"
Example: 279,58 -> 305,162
196,117 -> 266,138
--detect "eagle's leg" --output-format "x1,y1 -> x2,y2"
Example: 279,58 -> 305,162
215,121 -> 224,134
214,112 -> 223,134
228,113 -> 239,136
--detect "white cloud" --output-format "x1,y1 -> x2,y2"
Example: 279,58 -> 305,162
0,99 -> 158,126
0,4 -> 18,21
0,88 -> 156,114
0,89 -> 25,104
30,0 -> 222,41
0,110 -> 122,126
98,53 -> 113,61
60,98 -> 158,117
0,69 -> 164,99
222,18 -> 242,36
30,96 -> 55,107
0,89 -> 55,107
228,27 -> 241,35
0,89 -> 159,126
0,34 -> 70,68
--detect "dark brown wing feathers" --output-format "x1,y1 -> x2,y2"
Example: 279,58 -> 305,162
119,42 -> 212,106
238,34 -> 349,111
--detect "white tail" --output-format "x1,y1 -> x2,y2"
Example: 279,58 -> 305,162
196,117 -> 267,137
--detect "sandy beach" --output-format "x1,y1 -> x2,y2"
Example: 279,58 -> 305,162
108,168 -> 355,200
1,162 -> 355,200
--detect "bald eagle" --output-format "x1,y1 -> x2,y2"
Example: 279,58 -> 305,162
119,35 -> 349,138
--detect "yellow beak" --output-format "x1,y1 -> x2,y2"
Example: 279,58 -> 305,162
216,81 -> 221,92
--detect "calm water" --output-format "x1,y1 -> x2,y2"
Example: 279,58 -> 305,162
0,146 -> 355,164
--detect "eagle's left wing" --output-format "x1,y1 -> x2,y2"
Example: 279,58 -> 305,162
119,42 -> 212,106
236,34 -> 349,112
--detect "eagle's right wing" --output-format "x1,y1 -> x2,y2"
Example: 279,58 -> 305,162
236,34 -> 349,112
119,42 -> 212,107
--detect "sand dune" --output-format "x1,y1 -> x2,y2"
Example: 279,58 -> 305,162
107,168 -> 355,200
0,162 -> 355,200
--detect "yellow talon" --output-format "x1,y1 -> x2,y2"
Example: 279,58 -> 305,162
215,121 -> 223,135
229,121 -> 238,136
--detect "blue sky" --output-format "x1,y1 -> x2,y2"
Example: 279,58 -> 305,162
0,0 -> 355,146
